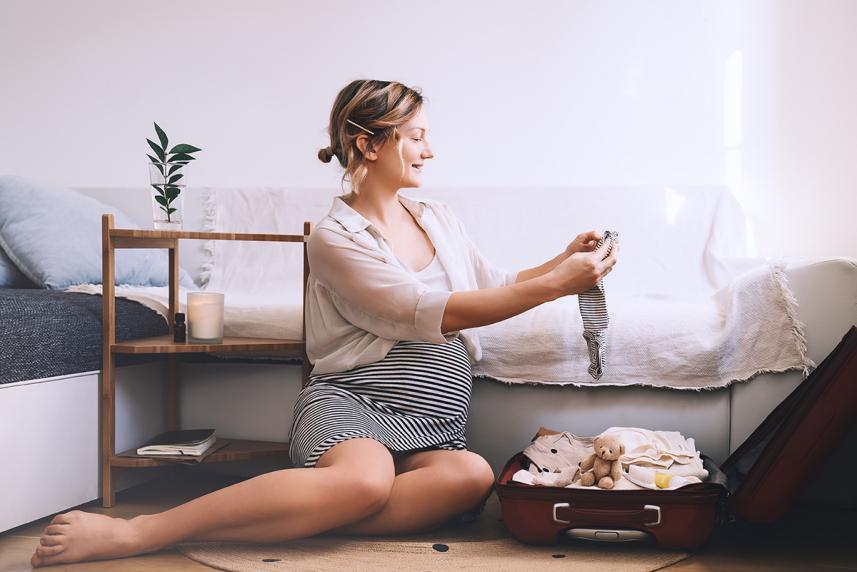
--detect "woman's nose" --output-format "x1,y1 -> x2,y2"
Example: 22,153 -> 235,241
423,144 -> 434,160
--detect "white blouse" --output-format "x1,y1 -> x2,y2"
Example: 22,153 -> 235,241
304,191 -> 519,376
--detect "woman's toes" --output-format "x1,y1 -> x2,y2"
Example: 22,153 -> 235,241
50,510 -> 79,525
40,534 -> 63,546
45,524 -> 68,535
36,544 -> 66,558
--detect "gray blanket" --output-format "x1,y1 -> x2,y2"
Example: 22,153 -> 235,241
0,289 -> 170,384
0,290 -> 301,385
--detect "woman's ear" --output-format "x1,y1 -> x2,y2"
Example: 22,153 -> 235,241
356,135 -> 376,160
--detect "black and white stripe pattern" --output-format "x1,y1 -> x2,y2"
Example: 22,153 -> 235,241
288,336 -> 472,468
578,230 -> 618,379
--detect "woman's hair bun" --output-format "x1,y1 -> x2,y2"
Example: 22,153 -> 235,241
318,146 -> 334,163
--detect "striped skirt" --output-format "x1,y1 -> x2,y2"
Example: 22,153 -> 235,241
288,336 -> 473,468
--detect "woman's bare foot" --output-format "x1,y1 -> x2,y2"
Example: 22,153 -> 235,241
30,509 -> 149,568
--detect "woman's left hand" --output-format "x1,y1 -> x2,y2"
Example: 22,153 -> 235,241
565,230 -> 603,256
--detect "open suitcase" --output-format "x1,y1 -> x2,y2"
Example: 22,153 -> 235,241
495,325 -> 857,550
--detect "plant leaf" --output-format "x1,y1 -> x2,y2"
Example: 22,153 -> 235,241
147,154 -> 161,165
154,194 -> 169,207
168,143 -> 201,154
168,163 -> 183,176
146,139 -> 165,162
166,187 -> 180,201
168,173 -> 183,184
150,184 -> 167,196
154,123 -> 169,151
167,207 -> 177,214
168,153 -> 196,163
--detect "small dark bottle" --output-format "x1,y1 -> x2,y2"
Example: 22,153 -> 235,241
173,313 -> 187,343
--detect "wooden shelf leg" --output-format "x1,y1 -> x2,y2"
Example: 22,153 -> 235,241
101,214 -> 116,508
168,241 -> 179,334
101,356 -> 116,508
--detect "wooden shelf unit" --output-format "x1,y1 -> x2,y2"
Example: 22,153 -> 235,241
100,214 -> 313,507
111,335 -> 305,354
112,439 -> 291,468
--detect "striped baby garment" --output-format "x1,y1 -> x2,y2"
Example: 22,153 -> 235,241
578,230 -> 618,379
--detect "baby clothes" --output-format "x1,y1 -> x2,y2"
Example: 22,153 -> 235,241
513,465 -> 645,490
600,426 -> 709,480
519,426 -> 709,490
522,431 -> 594,475
577,230 -> 618,379
625,465 -> 703,490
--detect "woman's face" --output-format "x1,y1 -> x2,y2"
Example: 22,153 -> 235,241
369,106 -> 434,189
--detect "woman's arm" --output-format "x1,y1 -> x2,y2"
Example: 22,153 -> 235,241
513,251 -> 569,283
441,273 -> 561,333
442,236 -> 619,333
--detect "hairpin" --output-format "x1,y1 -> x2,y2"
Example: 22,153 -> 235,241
346,118 -> 375,135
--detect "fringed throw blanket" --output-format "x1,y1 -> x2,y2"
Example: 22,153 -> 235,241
471,261 -> 815,390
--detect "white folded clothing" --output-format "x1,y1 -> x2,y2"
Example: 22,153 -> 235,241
601,426 -> 702,468
626,460 -> 709,480
512,468 -> 646,490
625,465 -> 702,490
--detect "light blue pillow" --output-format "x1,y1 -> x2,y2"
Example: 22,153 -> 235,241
0,248 -> 35,288
0,176 -> 196,289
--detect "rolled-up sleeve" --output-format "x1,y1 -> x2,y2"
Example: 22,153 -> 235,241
308,228 -> 459,343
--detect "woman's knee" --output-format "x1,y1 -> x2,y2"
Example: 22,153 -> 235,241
317,438 -> 396,511
452,451 -> 496,497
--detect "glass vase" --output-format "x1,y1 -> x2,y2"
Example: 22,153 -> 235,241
148,162 -> 187,230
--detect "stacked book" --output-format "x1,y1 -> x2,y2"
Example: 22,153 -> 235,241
136,429 -> 217,456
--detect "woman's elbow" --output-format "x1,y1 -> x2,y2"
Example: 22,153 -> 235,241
441,294 -> 466,334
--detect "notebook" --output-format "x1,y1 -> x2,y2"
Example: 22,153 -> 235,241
136,429 -> 216,456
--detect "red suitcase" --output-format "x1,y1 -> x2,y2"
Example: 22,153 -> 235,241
495,325 -> 857,550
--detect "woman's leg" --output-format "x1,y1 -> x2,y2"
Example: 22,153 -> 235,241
323,449 -> 496,536
31,437 -> 395,568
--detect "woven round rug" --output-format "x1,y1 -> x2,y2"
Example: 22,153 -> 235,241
175,493 -> 690,572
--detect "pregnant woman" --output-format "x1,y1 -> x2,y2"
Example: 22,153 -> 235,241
31,78 -> 619,567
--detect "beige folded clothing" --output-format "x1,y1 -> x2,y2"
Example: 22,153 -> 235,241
522,431 -> 594,474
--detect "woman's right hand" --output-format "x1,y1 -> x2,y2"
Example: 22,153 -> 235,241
548,238 -> 620,297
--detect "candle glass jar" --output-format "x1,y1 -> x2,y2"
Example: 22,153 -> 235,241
187,292 -> 225,344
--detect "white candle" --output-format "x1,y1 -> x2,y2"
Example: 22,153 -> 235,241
187,292 -> 225,343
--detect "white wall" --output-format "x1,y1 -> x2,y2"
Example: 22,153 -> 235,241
1,0 -> 854,256
736,1 -> 857,259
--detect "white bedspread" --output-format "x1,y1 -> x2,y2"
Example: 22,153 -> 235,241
470,260 -> 815,390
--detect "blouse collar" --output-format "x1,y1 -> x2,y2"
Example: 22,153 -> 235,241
329,192 -> 427,234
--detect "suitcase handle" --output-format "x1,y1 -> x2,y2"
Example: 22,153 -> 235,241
553,503 -> 662,527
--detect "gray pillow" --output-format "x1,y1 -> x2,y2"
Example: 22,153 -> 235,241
0,248 -> 35,288
0,175 -> 196,289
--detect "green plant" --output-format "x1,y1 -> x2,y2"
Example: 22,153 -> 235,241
146,122 -> 202,222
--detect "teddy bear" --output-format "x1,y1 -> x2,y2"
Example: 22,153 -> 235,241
577,435 -> 625,489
